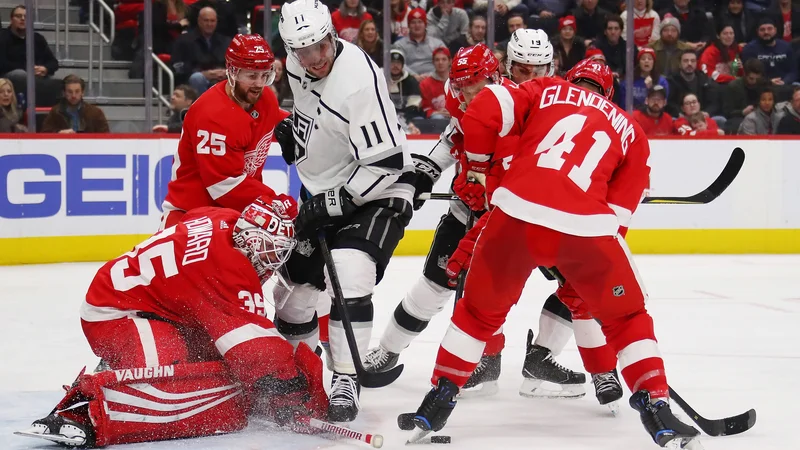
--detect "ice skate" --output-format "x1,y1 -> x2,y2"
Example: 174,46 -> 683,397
630,390 -> 703,449
413,377 -> 459,433
593,369 -> 623,415
458,353 -> 501,398
328,372 -> 360,423
363,345 -> 400,373
519,330 -> 586,399
15,414 -> 91,447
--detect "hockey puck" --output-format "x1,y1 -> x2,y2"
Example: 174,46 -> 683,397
430,436 -> 451,444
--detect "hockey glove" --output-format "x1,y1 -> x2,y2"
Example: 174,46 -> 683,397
453,168 -> 487,211
296,186 -> 358,233
272,193 -> 299,220
275,115 -> 297,165
445,215 -> 486,287
411,154 -> 443,210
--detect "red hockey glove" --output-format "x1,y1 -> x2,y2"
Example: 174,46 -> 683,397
445,215 -> 486,287
273,193 -> 298,220
453,168 -> 486,211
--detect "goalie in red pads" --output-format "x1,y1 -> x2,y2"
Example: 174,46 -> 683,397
17,199 -> 328,448
411,59 -> 702,448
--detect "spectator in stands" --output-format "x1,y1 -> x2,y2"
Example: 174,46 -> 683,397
391,0 -> 413,40
472,0 -> 529,43
768,0 -> 800,46
42,75 -> 109,134
621,0 -> 661,47
172,7 -> 231,95
776,86 -> 800,134
0,6 -> 60,107
420,47 -> 451,118
649,17 -> 694,78
393,8 -> 446,79
593,15 -> 636,78
659,0 -> 711,46
494,48 -> 508,75
718,0 -> 756,44
674,92 -> 723,134
269,60 -> 293,108
552,15 -> 586,71
722,58 -> 768,131
699,24 -> 743,84
527,0 -> 575,37
739,86 -> 779,134
495,12 -> 526,51
186,0 -> 238,38
358,20 -> 384,67
744,0 -> 773,17
0,77 -> 25,132
148,0 -> 190,55
427,0 -> 469,47
332,0 -> 373,43
573,0 -> 610,44
620,47 -> 669,109
632,85 -> 675,136
153,84 -> 197,133
585,47 -> 623,105
741,16 -> 797,86
448,15 -> 488,56
388,49 -> 424,121
667,49 -> 720,117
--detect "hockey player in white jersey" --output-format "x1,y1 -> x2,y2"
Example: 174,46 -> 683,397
274,0 -> 414,423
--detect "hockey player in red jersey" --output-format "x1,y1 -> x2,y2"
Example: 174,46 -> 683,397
161,34 -> 296,229
18,199 -> 328,448
411,59 -> 702,448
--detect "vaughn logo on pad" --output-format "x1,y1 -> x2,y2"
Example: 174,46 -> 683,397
114,365 -> 175,382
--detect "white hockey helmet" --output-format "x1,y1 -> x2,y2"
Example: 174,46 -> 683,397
279,0 -> 336,50
506,29 -> 554,77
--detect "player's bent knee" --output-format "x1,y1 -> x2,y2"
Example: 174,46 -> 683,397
402,277 -> 452,320
275,282 -> 320,325
326,248 -> 376,299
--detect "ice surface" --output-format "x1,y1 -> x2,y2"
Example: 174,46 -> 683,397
1,255 -> 798,449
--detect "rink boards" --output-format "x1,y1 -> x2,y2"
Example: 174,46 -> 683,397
1,135 -> 799,265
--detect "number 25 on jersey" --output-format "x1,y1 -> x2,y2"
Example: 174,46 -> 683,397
196,130 -> 227,156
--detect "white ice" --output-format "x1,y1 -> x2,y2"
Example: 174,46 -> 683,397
1,255 -> 798,450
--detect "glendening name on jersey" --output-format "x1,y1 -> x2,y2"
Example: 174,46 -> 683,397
285,38 -> 414,204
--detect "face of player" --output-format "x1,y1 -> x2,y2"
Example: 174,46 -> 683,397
560,25 -> 575,41
639,54 -> 654,74
295,35 -> 336,78
233,69 -> 274,104
459,78 -> 490,106
759,91 -> 774,112
681,94 -> 700,115
64,82 -> 84,107
494,50 -> 506,75
719,26 -> 735,47
0,83 -> 13,107
605,21 -> 622,43
510,62 -> 547,83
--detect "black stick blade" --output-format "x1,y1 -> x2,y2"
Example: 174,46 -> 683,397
360,363 -> 404,388
669,386 -> 756,437
721,408 -> 757,436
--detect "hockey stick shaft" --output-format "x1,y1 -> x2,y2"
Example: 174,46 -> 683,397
302,417 -> 384,448
317,231 -> 403,388
454,209 -> 475,306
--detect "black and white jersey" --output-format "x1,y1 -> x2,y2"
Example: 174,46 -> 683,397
286,39 -> 414,206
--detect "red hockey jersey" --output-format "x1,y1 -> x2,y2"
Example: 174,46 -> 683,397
461,77 -> 651,237
163,82 -> 290,215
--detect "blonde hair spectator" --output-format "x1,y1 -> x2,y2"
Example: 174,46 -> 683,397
0,78 -> 26,132
357,19 -> 384,66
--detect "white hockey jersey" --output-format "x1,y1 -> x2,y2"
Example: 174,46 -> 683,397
286,39 -> 414,206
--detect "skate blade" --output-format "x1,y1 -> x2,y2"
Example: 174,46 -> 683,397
457,380 -> 499,399
405,428 -> 432,445
605,400 -> 620,416
663,436 -> 704,450
519,378 -> 585,399
14,430 -> 86,446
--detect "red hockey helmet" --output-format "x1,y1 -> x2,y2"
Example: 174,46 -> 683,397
448,43 -> 501,100
226,34 -> 276,86
565,58 -> 614,99
233,197 -> 296,283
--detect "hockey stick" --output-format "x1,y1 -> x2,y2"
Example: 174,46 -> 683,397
299,417 -> 384,448
417,147 -> 745,205
668,386 -> 756,437
453,209 -> 475,306
317,231 -> 404,388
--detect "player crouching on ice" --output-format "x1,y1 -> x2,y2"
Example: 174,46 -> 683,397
410,59 -> 702,449
17,199 -> 329,448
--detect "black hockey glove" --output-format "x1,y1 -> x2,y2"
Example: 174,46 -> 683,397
296,186 -> 358,233
275,115 -> 297,165
411,154 -> 442,210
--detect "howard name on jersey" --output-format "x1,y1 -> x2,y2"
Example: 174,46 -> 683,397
285,39 -> 413,205
82,207 -> 266,325
164,82 -> 289,214
462,77 -> 651,238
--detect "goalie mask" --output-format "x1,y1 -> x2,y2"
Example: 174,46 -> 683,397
233,198 -> 296,284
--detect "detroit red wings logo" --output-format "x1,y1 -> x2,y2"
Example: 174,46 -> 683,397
244,131 -> 274,176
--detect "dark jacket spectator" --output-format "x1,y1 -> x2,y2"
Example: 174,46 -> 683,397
667,49 -> 719,117
776,87 -> 800,134
572,0 -> 610,42
140,0 -> 190,56
593,15 -> 636,77
552,16 -> 586,71
648,16 -> 695,78
42,75 -> 109,133
448,15 -> 487,56
388,49 -> 423,120
153,84 -> 197,133
171,9 -> 231,93
357,20 -> 385,67
659,0 -> 711,44
0,27 -> 59,78
717,0 -> 757,44
740,17 -> 797,84
767,0 -> 800,46
722,58 -> 770,133
186,0 -> 239,38
426,0 -> 469,46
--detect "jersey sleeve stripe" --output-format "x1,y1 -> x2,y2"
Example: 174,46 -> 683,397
319,99 -> 350,124
361,51 -> 397,147
132,318 -> 160,367
609,203 -> 633,227
485,84 -> 515,137
80,302 -> 138,322
361,145 -> 404,170
215,323 -> 283,357
207,174 -> 247,200
360,174 -> 387,197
